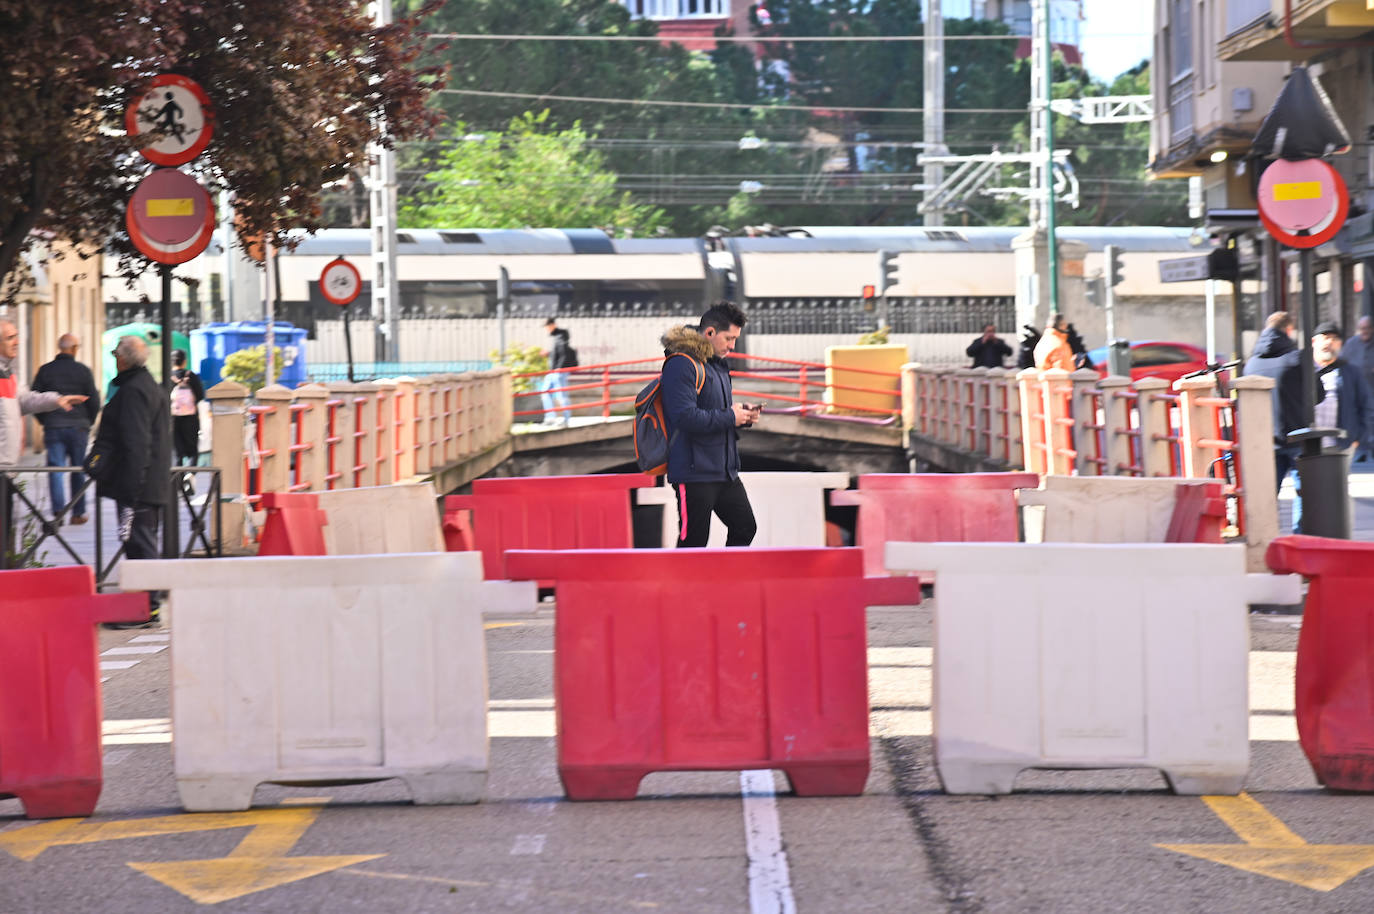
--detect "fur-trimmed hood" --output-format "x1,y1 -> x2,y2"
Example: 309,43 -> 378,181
660,325 -> 716,362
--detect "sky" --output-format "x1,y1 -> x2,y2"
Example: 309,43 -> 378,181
1078,0 -> 1154,84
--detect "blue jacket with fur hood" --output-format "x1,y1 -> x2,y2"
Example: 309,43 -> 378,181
659,325 -> 739,484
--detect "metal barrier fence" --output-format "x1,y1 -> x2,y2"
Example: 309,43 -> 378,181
0,466 -> 221,586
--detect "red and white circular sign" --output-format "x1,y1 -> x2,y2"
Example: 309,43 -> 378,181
126,169 -> 215,265
125,74 -> 214,167
1258,158 -> 1348,249
319,258 -> 363,306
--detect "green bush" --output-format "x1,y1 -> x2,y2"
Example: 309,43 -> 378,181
857,327 -> 891,346
222,345 -> 286,395
489,342 -> 548,395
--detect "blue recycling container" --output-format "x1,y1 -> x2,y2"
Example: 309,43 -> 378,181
191,322 -> 309,388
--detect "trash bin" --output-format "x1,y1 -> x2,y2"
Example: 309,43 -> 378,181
101,323 -> 192,392
191,322 -> 309,388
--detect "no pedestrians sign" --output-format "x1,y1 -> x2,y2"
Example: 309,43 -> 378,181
126,74 -> 214,167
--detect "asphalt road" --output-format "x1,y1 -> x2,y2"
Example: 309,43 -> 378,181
3,602 -> 1374,914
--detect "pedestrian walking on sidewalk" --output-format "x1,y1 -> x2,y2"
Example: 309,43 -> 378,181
540,318 -> 576,426
32,332 -> 101,524
85,336 -> 170,629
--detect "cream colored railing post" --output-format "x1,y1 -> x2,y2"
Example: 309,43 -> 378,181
1041,368 -> 1074,476
207,380 -> 248,551
1132,378 -> 1173,477
393,377 -> 417,480
292,384 -> 330,492
1096,375 -> 1134,477
1017,368 -> 1047,475
373,379 -> 397,486
1232,375 -> 1280,572
1069,368 -> 1103,476
1174,375 -> 1220,479
254,384 -> 294,496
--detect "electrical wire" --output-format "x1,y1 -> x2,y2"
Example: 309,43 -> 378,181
438,87 -> 1025,114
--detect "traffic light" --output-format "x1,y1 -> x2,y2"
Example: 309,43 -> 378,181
877,249 -> 899,294
1207,247 -> 1239,281
1105,244 -> 1125,287
1085,276 -> 1104,308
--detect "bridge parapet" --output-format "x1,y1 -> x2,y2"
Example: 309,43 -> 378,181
206,369 -> 514,550
901,363 -> 1279,570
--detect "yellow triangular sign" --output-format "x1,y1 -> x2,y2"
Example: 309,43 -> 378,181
129,854 -> 385,904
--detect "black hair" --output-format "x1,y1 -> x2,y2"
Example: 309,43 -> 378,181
699,301 -> 747,333
171,349 -> 187,364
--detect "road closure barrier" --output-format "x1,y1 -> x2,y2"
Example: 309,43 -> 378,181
885,541 -> 1251,795
120,553 -> 489,812
830,472 -> 1037,605
1266,535 -> 1374,791
0,567 -> 148,818
1018,476 -> 1226,543
503,547 -> 871,801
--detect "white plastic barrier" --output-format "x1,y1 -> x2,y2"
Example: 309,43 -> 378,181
635,471 -> 849,547
885,541 -> 1250,795
1018,475 -> 1217,543
315,483 -> 536,617
315,482 -> 445,554
120,553 -> 489,812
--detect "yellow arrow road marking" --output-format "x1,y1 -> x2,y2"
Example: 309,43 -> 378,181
1158,793 -> 1374,892
0,805 -> 383,905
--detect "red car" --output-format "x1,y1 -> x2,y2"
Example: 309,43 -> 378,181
1086,341 -> 1211,384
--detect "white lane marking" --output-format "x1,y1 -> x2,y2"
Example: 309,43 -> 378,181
740,769 -> 797,914
101,645 -> 167,656
130,633 -> 170,643
510,834 -> 547,855
99,660 -> 139,671
489,698 -> 555,710
102,719 -> 173,745
102,748 -> 133,767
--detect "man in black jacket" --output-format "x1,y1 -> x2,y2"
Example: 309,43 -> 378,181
87,336 -> 171,628
33,333 -> 100,524
540,318 -> 575,426
661,302 -> 759,547
966,324 -> 1013,369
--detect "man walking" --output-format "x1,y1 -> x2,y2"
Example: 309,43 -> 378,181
966,323 -> 1013,369
1244,311 -> 1305,493
86,336 -> 170,628
540,318 -> 575,426
660,302 -> 760,547
1312,321 -> 1374,455
33,333 -> 100,523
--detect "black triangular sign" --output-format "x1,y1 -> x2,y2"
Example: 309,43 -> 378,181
1252,66 -> 1351,160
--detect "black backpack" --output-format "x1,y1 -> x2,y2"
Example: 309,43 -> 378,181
633,353 -> 704,476
563,344 -> 578,368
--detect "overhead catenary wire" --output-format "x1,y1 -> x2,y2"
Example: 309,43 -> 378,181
438,88 -> 1025,115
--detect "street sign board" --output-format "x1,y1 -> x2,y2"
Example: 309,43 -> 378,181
1158,255 -> 1211,284
125,74 -> 214,167
1258,158 -> 1348,249
126,169 -> 214,265
319,258 -> 362,306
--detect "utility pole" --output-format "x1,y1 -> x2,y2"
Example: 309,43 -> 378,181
1031,0 -> 1060,315
369,0 -> 400,365
922,0 -> 945,227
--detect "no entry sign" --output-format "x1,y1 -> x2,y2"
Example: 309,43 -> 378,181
126,74 -> 214,167
319,258 -> 363,306
126,169 -> 214,265
1258,158 -> 1348,249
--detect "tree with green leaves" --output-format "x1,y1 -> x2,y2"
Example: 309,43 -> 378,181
0,0 -> 443,294
402,111 -> 668,234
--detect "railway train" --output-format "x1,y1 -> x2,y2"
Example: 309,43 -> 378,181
106,225 -> 1247,371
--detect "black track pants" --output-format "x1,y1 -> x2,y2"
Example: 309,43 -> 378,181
672,478 -> 757,547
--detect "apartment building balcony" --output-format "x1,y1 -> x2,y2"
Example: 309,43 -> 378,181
1219,0 -> 1374,61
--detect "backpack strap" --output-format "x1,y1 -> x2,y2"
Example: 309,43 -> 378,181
663,352 -> 705,394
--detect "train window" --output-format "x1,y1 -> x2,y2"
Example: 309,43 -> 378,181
395,233 -> 416,245
439,232 -> 482,244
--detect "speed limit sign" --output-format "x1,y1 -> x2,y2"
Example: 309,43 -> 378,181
319,257 -> 362,306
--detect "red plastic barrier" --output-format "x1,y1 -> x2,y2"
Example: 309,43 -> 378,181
504,548 -> 871,800
1165,481 -> 1227,543
0,567 -> 148,818
256,491 -> 328,556
830,472 -> 1040,602
443,473 -> 656,582
441,504 -> 475,553
1266,535 -> 1374,791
